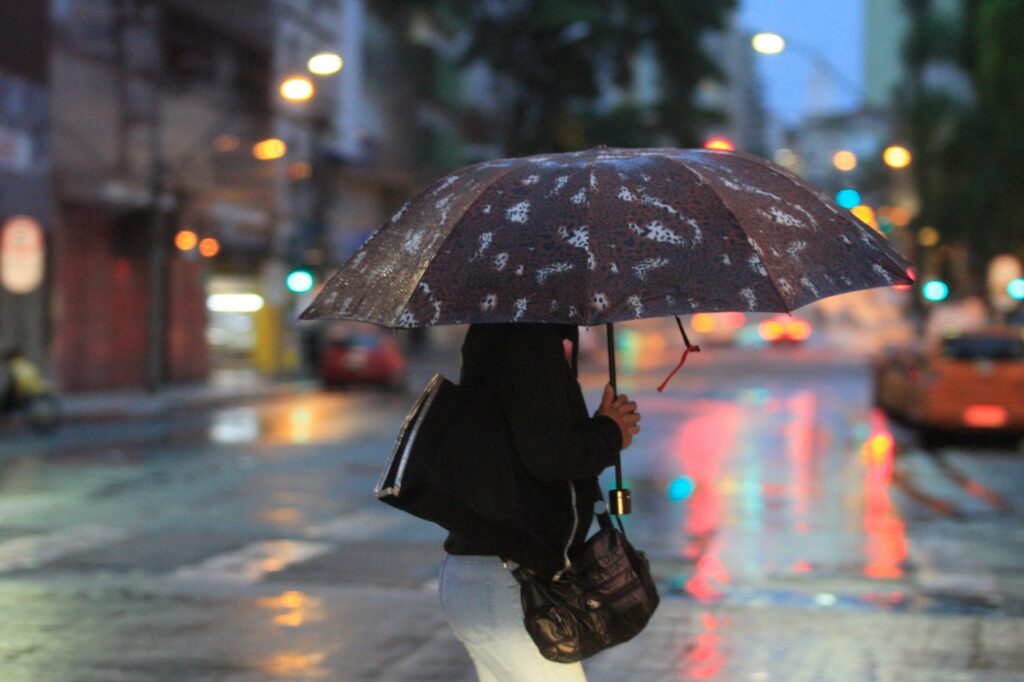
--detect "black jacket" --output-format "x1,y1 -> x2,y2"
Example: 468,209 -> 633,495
439,323 -> 622,575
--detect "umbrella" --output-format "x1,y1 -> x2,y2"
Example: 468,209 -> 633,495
301,146 -> 915,512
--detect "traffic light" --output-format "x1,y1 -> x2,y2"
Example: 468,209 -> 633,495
286,268 -> 314,293
922,280 -> 949,302
1009,278 -> 1024,301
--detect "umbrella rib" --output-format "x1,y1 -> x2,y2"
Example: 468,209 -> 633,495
666,154 -> 794,313
392,162 -> 525,327
722,151 -> 914,281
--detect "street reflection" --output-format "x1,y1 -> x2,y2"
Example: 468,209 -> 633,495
678,611 -> 726,680
262,650 -> 327,677
257,590 -> 326,629
674,401 -> 741,600
861,409 -> 907,580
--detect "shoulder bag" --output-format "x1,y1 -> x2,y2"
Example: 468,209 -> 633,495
512,506 -> 659,663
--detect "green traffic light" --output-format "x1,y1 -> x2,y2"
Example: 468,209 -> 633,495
1009,278 -> 1024,301
286,269 -> 314,293
922,280 -> 949,302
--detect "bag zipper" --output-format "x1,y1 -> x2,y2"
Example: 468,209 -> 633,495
553,480 -> 578,581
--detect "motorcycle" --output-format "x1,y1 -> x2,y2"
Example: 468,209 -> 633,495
0,348 -> 61,432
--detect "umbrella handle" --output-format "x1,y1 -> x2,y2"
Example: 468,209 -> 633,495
606,323 -> 631,515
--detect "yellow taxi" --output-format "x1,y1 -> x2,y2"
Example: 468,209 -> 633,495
872,328 -> 1024,434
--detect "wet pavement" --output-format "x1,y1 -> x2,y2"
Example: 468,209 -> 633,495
1,332 -> 1023,681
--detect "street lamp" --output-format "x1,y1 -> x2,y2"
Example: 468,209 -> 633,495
751,32 -> 785,55
307,52 -> 343,76
280,76 -> 315,102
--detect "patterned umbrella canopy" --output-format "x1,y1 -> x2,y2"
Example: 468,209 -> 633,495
300,147 -> 914,327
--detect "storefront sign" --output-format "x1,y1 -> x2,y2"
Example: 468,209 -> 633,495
1,215 -> 44,294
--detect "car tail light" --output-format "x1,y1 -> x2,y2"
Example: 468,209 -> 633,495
787,320 -> 812,341
723,312 -> 745,329
759,320 -> 783,341
963,404 -> 1007,428
692,313 -> 715,333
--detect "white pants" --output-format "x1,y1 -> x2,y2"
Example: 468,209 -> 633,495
439,554 -> 587,682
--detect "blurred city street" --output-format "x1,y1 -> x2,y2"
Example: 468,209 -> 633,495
2,0 -> 1024,680
2,335 -> 1023,681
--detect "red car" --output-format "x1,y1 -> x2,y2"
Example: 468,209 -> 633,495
320,328 -> 407,390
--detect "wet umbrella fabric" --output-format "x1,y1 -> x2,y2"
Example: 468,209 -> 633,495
300,147 -> 914,328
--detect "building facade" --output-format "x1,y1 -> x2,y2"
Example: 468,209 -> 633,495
0,2 -> 52,367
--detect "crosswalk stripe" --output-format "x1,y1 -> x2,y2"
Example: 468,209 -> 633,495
0,526 -> 129,573
166,539 -> 335,584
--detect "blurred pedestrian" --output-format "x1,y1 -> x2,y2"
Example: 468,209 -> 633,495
437,323 -> 640,681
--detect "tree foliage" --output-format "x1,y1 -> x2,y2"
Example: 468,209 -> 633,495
898,0 -> 1024,283
380,0 -> 735,161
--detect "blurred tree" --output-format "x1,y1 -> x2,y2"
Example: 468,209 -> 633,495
380,0 -> 735,161
897,0 -> 1024,291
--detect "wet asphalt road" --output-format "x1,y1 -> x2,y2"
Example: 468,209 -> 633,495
1,337 -> 1023,681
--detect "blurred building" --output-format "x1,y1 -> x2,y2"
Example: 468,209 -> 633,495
34,0 -> 423,392
698,22 -> 768,156
791,109 -> 891,198
0,2 -> 52,365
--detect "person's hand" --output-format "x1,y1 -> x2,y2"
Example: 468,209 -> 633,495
596,383 -> 641,450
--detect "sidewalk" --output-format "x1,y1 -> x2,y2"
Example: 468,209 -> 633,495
0,369 -> 313,438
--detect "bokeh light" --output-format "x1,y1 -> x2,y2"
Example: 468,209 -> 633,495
254,138 -> 287,160
851,205 -> 878,229
883,145 -> 912,169
668,476 -> 697,501
835,189 -> 861,209
1008,278 -> 1024,300
307,52 -> 343,76
917,226 -> 940,247
198,237 -> 220,258
280,76 -> 314,102
922,280 -> 949,302
704,137 -> 734,151
832,150 -> 857,171
174,230 -> 198,251
751,32 -> 786,55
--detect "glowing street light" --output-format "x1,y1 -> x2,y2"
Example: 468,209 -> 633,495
307,52 -> 343,76
832,150 -> 857,172
883,145 -> 912,169
280,76 -> 314,102
751,32 -> 786,55
253,138 -> 287,161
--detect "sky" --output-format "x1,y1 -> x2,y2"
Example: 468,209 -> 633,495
737,0 -> 864,126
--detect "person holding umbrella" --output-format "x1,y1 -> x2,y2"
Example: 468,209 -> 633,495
435,322 -> 640,680
301,146 -> 914,675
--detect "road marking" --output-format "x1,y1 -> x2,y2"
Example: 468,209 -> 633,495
166,539 -> 335,584
0,526 -> 129,573
303,509 -> 404,541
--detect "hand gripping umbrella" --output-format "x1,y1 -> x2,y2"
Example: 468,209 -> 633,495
301,146 -> 915,514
